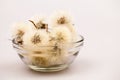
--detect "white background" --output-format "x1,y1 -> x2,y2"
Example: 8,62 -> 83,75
0,0 -> 120,80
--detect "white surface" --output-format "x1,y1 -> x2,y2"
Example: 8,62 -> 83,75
0,0 -> 120,80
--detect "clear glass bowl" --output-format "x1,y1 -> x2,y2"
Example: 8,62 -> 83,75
12,35 -> 84,72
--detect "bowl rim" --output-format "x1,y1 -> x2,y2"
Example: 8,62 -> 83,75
73,35 -> 84,43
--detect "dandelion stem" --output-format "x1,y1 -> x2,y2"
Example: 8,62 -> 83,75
29,20 -> 38,29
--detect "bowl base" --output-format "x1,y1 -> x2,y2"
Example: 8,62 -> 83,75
28,64 -> 69,72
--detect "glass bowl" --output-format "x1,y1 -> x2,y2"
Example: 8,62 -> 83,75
12,35 -> 84,72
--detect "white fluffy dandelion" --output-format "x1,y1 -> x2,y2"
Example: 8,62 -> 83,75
49,11 -> 72,26
11,22 -> 32,45
50,26 -> 72,44
11,22 -> 31,37
49,11 -> 76,34
23,30 -> 50,51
